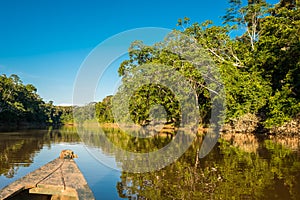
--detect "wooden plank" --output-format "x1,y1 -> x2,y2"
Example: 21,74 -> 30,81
0,158 -> 63,199
29,186 -> 77,197
0,151 -> 95,200
61,160 -> 88,189
36,165 -> 65,187
59,160 -> 95,200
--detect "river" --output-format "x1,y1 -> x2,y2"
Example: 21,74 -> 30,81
0,126 -> 300,199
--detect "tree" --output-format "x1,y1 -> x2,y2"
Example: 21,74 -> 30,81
0,74 -> 48,124
95,95 -> 115,123
254,2 -> 300,126
222,0 -> 271,50
116,0 -> 299,130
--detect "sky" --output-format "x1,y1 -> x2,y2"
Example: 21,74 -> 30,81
0,0 -> 279,105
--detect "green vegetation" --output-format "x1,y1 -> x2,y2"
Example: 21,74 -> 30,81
0,74 -> 48,126
95,96 -> 114,123
0,74 -> 73,127
115,0 -> 300,129
1,0 -> 299,132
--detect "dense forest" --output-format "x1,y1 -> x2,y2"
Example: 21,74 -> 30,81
0,74 -> 73,127
95,0 -> 300,131
118,0 -> 299,127
0,0 -> 299,133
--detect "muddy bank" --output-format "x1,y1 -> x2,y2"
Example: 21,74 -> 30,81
221,113 -> 300,136
221,113 -> 262,134
269,115 -> 300,136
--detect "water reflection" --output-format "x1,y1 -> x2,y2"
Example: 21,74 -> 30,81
78,127 -> 196,172
0,127 -> 300,200
75,127 -> 300,199
114,132 -> 300,199
0,127 -> 81,178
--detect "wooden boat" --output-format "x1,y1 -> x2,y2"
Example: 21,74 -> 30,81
0,150 -> 95,200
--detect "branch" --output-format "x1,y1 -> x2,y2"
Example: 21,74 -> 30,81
188,78 -> 219,95
241,12 -> 255,51
207,48 -> 226,62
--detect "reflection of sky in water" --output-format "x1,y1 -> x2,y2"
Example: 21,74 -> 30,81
85,146 -> 120,171
0,142 -> 122,200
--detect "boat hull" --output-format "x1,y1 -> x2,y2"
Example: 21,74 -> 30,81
0,156 -> 95,200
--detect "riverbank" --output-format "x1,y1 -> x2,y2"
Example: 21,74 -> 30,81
96,117 -> 300,137
2,114 -> 299,137
96,116 -> 300,137
221,113 -> 300,137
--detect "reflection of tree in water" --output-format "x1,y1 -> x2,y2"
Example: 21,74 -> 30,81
0,131 -> 45,178
46,127 -> 81,144
0,127 -> 81,178
78,127 -> 174,154
221,133 -> 260,153
115,134 -> 300,200
78,127 -> 184,172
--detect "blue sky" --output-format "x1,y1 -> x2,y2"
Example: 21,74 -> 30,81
0,0 -> 279,105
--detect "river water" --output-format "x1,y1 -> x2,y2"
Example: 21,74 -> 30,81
0,127 -> 300,199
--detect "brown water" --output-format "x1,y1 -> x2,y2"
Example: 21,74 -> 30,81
1,127 -> 300,199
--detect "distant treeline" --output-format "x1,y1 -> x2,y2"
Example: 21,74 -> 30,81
0,74 -> 111,127
0,74 -> 73,127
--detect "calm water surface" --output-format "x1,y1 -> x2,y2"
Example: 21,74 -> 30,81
0,127 -> 300,199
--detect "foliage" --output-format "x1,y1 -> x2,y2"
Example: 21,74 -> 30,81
115,0 -> 300,129
73,102 -> 96,124
0,74 -> 75,126
127,84 -> 180,126
95,95 -> 114,123
117,34 -> 212,127
254,4 -> 300,126
56,106 -> 74,124
0,74 -> 48,124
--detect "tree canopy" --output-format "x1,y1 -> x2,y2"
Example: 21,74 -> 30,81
0,74 -> 73,127
0,74 -> 47,124
114,0 -> 300,129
